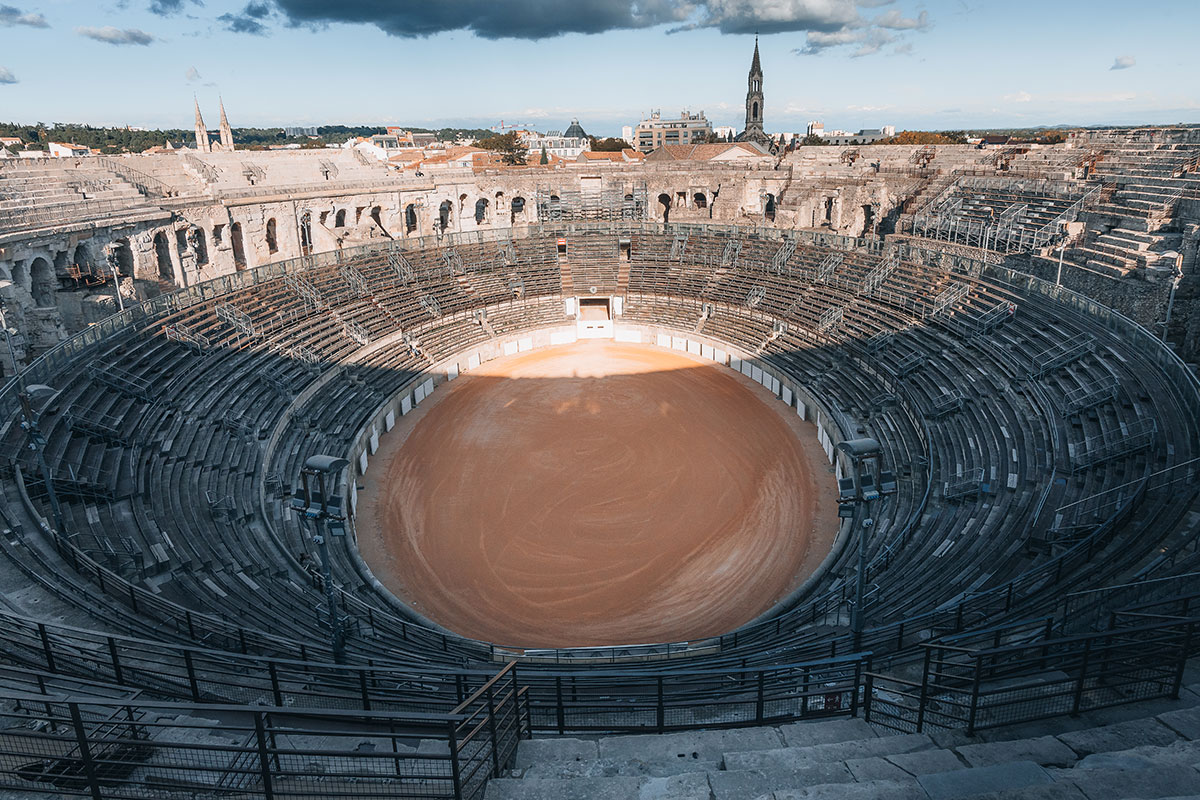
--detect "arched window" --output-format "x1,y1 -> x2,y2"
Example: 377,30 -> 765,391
764,193 -> 776,222
438,200 -> 452,231
752,101 -> 759,120
474,198 -> 489,225
405,204 -> 418,234
266,218 -> 278,253
299,212 -> 313,256
658,193 -> 672,223
230,222 -> 247,269
334,209 -> 346,228
510,196 -> 526,224
154,231 -> 173,281
29,257 -> 54,307
693,193 -> 707,209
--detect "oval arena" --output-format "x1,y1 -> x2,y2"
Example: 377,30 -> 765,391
0,131 -> 1198,798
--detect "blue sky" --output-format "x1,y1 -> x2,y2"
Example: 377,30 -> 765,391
1,1 -> 1197,136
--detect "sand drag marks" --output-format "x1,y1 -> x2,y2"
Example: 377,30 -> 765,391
356,341 -> 837,648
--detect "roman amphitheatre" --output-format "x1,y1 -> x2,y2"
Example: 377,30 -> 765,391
0,123 -> 1198,799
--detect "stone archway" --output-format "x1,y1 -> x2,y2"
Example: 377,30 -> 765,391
658,193 -> 672,223
29,256 -> 54,307
153,232 -> 174,281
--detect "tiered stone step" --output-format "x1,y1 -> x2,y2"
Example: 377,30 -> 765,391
489,683 -> 1200,800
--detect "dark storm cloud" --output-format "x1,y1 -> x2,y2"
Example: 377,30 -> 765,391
266,0 -> 905,40
149,0 -> 202,15
219,1 -> 273,34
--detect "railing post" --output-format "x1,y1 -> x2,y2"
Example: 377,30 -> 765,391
917,647 -> 932,733
1170,623 -> 1193,699
1071,638 -> 1093,716
37,622 -> 56,673
555,676 -> 565,735
107,636 -> 124,685
448,719 -> 464,800
964,652 -> 984,734
656,676 -> 665,732
360,669 -> 372,711
755,671 -> 765,724
268,661 -> 283,707
183,649 -> 201,702
486,682 -> 502,777
863,671 -> 874,723
68,702 -> 104,800
253,712 -> 276,800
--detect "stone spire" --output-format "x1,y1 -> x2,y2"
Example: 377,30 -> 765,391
738,36 -> 769,150
218,97 -> 234,151
193,97 -> 211,154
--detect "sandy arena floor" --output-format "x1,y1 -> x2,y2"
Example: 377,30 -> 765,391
355,341 -> 837,648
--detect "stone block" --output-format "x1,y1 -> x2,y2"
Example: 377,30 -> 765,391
1159,705 -> 1200,741
1057,718 -> 1179,756
886,748 -> 967,776
770,778 -> 928,800
515,738 -> 598,769
779,717 -> 878,747
725,733 -> 932,771
1053,764 -> 1200,799
956,736 -> 1077,768
708,764 -> 852,800
598,727 -> 782,764
918,761 -> 1052,800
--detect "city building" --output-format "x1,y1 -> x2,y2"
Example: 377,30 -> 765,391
47,142 -> 93,157
621,125 -> 634,146
520,120 -> 591,160
285,126 -> 319,137
807,121 -> 825,138
634,110 -> 713,153
713,126 -> 737,141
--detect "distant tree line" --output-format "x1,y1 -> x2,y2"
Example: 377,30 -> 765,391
0,122 -> 494,154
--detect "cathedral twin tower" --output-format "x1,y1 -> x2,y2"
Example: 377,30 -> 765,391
193,97 -> 235,153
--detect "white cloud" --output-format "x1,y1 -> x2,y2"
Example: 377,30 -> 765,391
1003,91 -> 1032,103
0,66 -> 16,84
185,66 -> 201,81
76,26 -> 156,46
873,9 -> 929,29
0,6 -> 48,28
1110,55 -> 1135,70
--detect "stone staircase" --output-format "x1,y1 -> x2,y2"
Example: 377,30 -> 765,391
488,680 -> 1200,799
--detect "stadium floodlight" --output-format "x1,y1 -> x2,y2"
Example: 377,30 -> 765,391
291,454 -> 350,663
835,438 -> 898,650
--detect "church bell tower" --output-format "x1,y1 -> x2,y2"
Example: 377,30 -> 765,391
744,37 -> 765,141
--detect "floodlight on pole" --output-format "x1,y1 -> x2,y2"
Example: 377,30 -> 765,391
291,454 -> 350,664
835,438 -> 897,651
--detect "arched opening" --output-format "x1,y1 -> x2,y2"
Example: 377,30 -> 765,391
824,196 -> 835,224
693,193 -> 707,209
405,204 -> 418,235
438,200 -> 452,232
299,212 -> 313,256
334,209 -> 346,228
154,231 -> 174,281
861,205 -> 875,237
111,239 -> 134,277
230,222 -> 247,270
510,196 -> 525,224
29,257 -> 54,307
10,261 -> 27,291
72,243 -> 97,280
370,206 -> 385,231
474,198 -> 489,225
190,227 -> 208,266
266,218 -> 278,254
764,193 -> 776,222
752,101 -> 759,120
657,193 -> 672,223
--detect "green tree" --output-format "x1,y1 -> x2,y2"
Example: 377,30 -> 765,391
798,133 -> 825,146
476,131 -> 528,165
539,146 -> 549,165
589,136 -> 628,151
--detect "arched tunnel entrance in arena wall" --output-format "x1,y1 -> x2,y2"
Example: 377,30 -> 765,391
574,296 -> 615,338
